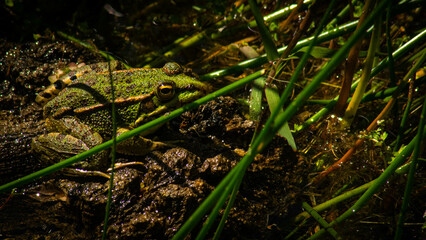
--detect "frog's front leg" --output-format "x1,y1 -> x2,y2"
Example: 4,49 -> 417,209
116,127 -> 173,155
32,117 -> 109,171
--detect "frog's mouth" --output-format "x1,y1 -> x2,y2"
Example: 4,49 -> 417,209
184,81 -> 211,94
177,83 -> 210,102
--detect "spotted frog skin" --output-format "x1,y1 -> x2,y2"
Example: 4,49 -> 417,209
32,62 -> 208,171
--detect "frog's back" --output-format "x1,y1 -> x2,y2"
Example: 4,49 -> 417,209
42,63 -> 208,122
43,69 -> 162,118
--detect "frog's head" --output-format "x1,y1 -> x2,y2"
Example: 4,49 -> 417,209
155,62 -> 210,107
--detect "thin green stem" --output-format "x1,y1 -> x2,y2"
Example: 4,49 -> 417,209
213,181 -> 240,240
249,76 -> 266,121
195,181 -> 231,240
248,0 -> 279,60
394,82 -> 413,151
327,0 -> 353,27
102,59 -> 117,239
342,11 -> 382,127
294,180 -> 374,223
171,156 -> 247,240
302,202 -> 338,239
394,82 -> 426,240
386,2 -> 397,86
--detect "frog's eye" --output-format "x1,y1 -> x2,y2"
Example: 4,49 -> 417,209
156,81 -> 176,101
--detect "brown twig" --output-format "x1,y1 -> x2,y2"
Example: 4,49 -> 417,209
312,96 -> 396,185
333,0 -> 375,116
267,2 -> 314,85
278,0 -> 305,33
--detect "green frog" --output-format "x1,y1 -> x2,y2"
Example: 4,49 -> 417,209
32,62 -> 208,174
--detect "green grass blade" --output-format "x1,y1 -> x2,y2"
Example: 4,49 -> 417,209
247,0 -> 313,28
102,60 -> 118,240
394,86 -> 413,151
248,0 -> 279,60
171,156 -> 246,240
294,46 -> 337,58
195,181 -> 232,240
249,76 -> 266,121
212,181 -> 240,240
385,2 -> 397,87
265,84 -> 296,150
342,12 -> 382,127
327,0 -> 352,27
302,202 -> 338,238
394,66 -> 426,240
264,0 -> 337,151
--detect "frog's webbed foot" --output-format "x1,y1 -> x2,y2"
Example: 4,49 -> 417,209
62,168 -> 111,179
107,162 -> 145,172
116,128 -> 175,155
